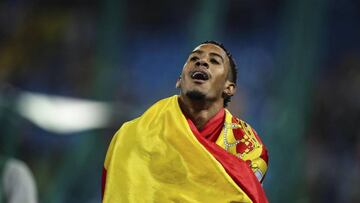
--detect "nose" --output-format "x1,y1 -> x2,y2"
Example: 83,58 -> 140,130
195,59 -> 209,68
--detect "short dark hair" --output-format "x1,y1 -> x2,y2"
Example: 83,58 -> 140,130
200,40 -> 237,107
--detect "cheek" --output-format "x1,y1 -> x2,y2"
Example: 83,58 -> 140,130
212,73 -> 228,90
213,69 -> 228,82
181,65 -> 190,76
183,62 -> 191,70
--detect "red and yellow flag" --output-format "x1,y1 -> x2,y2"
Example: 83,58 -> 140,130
103,95 -> 268,203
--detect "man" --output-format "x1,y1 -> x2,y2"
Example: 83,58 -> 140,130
0,156 -> 38,203
102,41 -> 269,203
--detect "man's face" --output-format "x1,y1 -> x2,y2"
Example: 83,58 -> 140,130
177,43 -> 234,102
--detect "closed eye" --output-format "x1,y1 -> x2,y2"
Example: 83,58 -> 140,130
210,58 -> 220,64
190,56 -> 199,61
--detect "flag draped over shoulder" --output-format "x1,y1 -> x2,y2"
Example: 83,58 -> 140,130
103,95 -> 268,203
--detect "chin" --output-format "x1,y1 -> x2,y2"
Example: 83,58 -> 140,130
186,90 -> 206,101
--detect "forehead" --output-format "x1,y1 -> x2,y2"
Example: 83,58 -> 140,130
191,44 -> 227,59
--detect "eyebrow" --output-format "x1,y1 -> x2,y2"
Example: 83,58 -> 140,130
191,50 -> 224,62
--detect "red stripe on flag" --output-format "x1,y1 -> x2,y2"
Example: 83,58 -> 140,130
187,119 -> 268,203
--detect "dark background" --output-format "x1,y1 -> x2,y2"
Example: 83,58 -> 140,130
1,0 -> 359,202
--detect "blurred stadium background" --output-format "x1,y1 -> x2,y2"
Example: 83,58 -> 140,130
0,0 -> 359,202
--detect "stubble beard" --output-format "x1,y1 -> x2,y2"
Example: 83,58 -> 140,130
185,90 -> 206,101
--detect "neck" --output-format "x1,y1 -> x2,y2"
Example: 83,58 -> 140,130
178,95 -> 224,131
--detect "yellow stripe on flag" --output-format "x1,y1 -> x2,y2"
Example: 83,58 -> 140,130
103,95 -> 252,203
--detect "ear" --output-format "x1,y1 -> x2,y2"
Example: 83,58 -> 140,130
175,76 -> 181,88
223,81 -> 236,97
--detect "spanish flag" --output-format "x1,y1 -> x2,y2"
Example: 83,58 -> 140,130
103,96 -> 268,203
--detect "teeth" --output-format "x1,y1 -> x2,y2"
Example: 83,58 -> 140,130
192,72 -> 201,77
191,71 -> 208,80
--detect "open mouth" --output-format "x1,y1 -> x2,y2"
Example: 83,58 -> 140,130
190,71 -> 209,81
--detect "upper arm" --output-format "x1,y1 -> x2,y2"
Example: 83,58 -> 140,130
248,128 -> 269,183
234,120 -> 269,183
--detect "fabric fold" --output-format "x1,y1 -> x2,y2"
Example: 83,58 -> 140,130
103,95 -> 267,203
